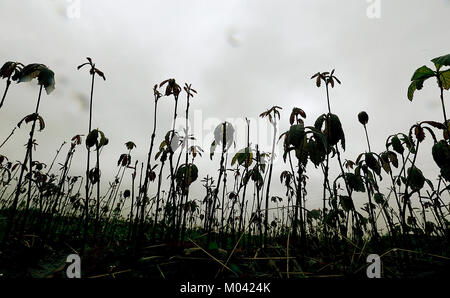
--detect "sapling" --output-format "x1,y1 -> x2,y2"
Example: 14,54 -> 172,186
159,78 -> 181,241
139,84 -> 163,241
259,105 -> 282,246
179,83 -> 197,243
408,53 -> 450,129
2,63 -> 55,243
77,57 -> 106,250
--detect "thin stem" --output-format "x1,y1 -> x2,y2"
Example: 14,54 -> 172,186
363,124 -> 372,152
84,72 -> 95,251
0,78 -> 11,110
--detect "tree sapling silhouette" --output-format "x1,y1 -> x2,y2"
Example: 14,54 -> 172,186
77,57 -> 106,250
2,63 -> 55,243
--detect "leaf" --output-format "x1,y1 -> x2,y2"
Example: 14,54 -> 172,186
439,69 -> 450,90
290,107 -> 306,124
231,147 -> 253,167
364,153 -> 381,175
0,62 -> 19,79
118,154 -> 130,167
432,140 -> 450,169
18,64 -> 55,94
339,196 -> 354,212
37,67 -> 55,94
97,130 -> 109,148
326,114 -> 345,150
86,129 -> 99,148
414,126 -> 425,143
37,116 -> 45,131
176,163 -> 199,188
374,193 -> 385,204
18,64 -> 41,82
95,69 -> 106,80
407,166 -> 425,191
345,173 -> 365,192
288,124 -> 306,148
387,151 -> 399,168
306,137 -> 326,167
422,121 -> 446,130
391,136 -> 404,154
382,161 -> 391,174
125,141 -> 136,150
71,135 -> 82,145
88,167 -> 100,184
210,140 -> 217,160
407,79 -> 424,101
314,114 -> 326,131
17,114 -> 33,128
431,53 -> 450,69
411,65 -> 435,81
213,122 -> 235,150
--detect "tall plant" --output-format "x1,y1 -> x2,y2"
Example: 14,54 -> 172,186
259,105 -> 282,246
2,63 -> 55,243
77,57 -> 106,249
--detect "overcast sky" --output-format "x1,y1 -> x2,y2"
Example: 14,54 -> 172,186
1,0 -> 449,217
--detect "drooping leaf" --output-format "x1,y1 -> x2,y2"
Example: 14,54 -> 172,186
407,79 -> 424,101
387,151 -> 399,168
210,140 -> 217,160
176,163 -> 199,189
325,113 -> 345,150
86,129 -> 99,148
432,140 -> 450,169
339,195 -> 354,212
391,136 -> 404,154
365,153 -> 380,175
0,61 -> 22,80
214,122 -> 235,150
407,166 -> 425,191
97,130 -> 109,148
18,64 -> 55,94
314,114 -> 326,131
414,126 -> 425,143
290,107 -> 306,124
306,137 -> 326,167
411,65 -> 435,81
288,124 -> 306,148
439,69 -> 450,90
345,173 -> 365,192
